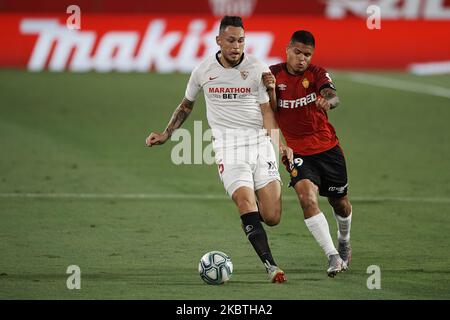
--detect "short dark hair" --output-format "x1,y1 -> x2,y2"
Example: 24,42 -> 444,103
290,30 -> 315,47
219,16 -> 244,32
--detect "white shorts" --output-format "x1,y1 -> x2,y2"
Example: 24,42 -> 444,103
215,136 -> 281,197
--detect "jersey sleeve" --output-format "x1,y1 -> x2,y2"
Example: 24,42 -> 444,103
315,66 -> 336,92
257,62 -> 270,104
185,66 -> 202,101
269,63 -> 283,77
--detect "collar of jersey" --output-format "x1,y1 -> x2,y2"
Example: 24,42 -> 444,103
283,62 -> 308,77
215,51 -> 245,69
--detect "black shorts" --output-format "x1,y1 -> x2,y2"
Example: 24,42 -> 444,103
283,144 -> 348,198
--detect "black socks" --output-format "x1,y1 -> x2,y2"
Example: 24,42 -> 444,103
241,211 -> 276,266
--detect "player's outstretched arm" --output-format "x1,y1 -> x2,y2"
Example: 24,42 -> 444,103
262,72 -> 277,112
260,102 -> 293,162
316,87 -> 340,111
145,98 -> 195,147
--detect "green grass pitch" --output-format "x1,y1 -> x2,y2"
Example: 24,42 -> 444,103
0,70 -> 449,299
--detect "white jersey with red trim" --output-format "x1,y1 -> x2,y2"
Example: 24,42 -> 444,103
185,52 -> 270,148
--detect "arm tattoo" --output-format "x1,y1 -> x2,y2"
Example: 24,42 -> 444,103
164,98 -> 194,137
320,87 -> 340,109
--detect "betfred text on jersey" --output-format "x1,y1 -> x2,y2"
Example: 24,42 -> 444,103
278,92 -> 317,109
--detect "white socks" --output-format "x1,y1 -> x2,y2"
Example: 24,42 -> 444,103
333,209 -> 352,243
304,212 -> 338,258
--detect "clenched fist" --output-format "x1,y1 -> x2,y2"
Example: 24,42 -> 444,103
315,96 -> 332,111
145,131 -> 169,147
262,72 -> 276,90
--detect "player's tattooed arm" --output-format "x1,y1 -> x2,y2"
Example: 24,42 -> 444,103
164,98 -> 195,137
317,87 -> 340,111
145,98 -> 194,147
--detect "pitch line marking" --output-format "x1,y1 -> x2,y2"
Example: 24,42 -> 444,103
0,193 -> 450,203
345,73 -> 450,99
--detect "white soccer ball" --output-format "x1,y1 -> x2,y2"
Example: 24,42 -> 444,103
198,251 -> 233,285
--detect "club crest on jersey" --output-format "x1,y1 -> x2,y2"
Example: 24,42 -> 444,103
290,157 -> 303,177
240,70 -> 249,80
302,78 -> 309,89
291,168 -> 298,177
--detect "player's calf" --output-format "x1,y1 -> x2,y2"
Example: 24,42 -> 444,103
328,195 -> 352,217
256,180 -> 282,226
260,209 -> 281,226
330,198 -> 352,268
294,179 -> 321,218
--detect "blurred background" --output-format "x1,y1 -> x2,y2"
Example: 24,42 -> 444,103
1,0 -> 449,300
1,0 -> 450,72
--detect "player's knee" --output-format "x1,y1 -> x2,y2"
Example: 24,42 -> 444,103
236,198 -> 257,213
329,196 -> 352,217
299,194 -> 318,213
263,207 -> 281,226
296,181 -> 319,212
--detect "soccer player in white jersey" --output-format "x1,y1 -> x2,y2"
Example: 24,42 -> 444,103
146,16 -> 293,283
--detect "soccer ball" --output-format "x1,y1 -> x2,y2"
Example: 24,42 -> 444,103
198,251 -> 233,285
